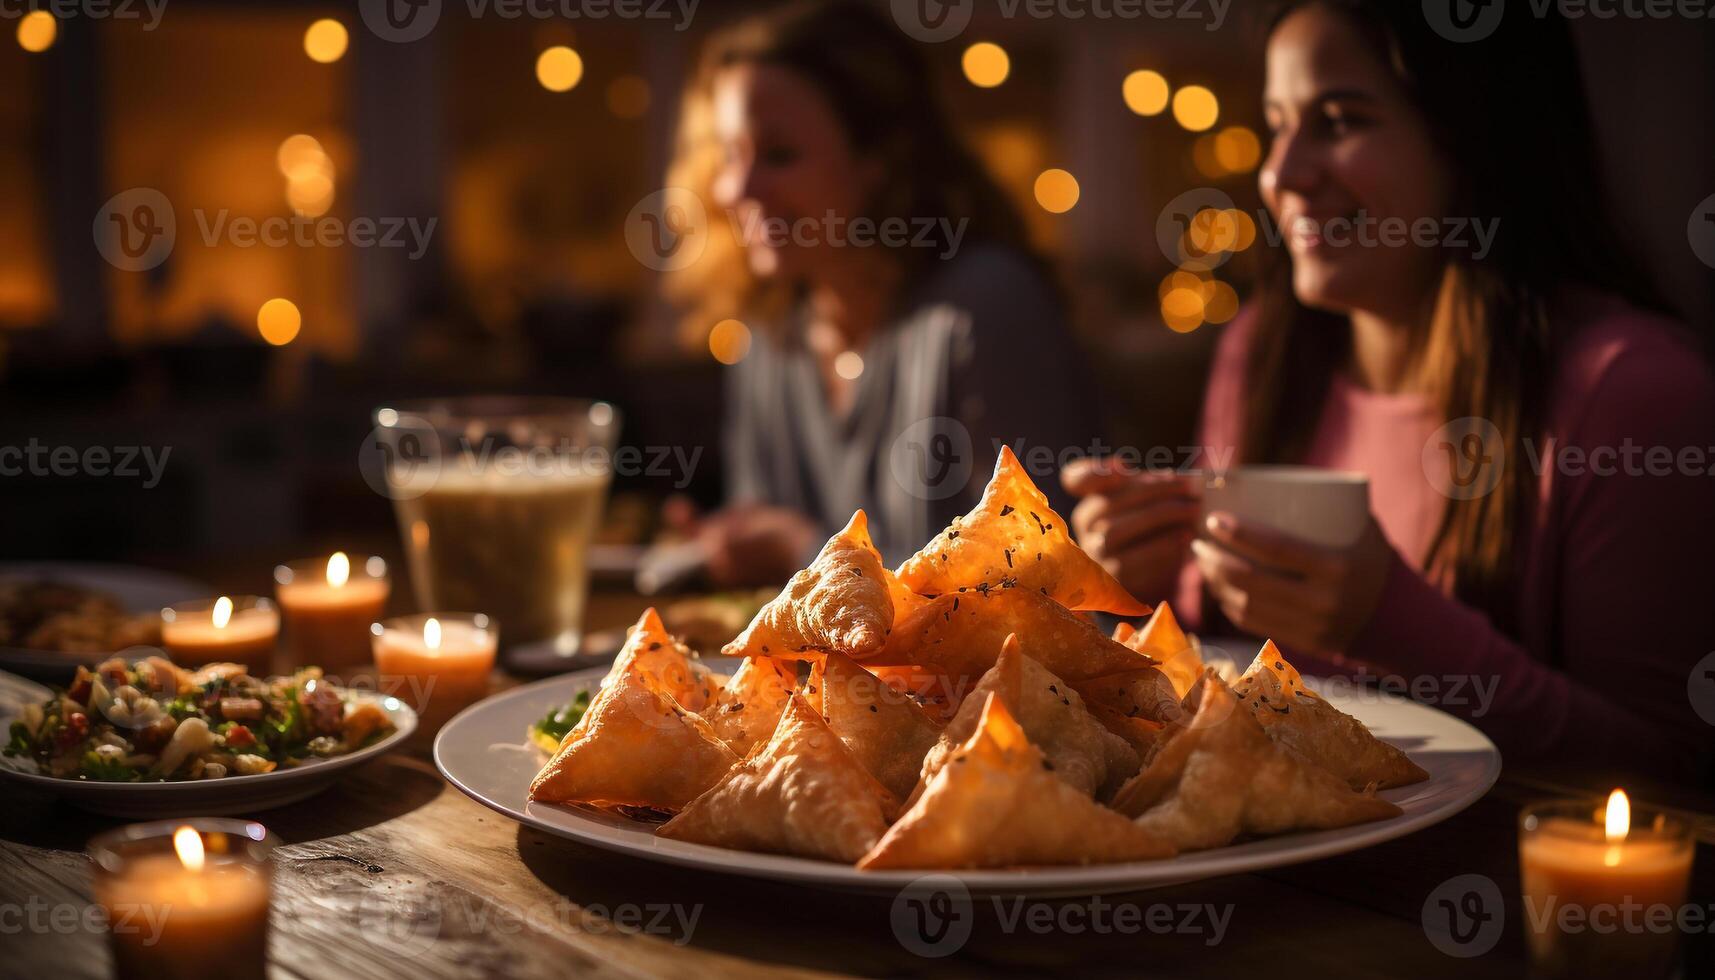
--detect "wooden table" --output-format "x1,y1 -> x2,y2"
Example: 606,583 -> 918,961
5,591 -> 1713,979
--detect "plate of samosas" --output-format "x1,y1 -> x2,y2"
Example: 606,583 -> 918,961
436,449 -> 1499,892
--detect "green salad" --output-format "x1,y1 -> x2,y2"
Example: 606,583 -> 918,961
528,689 -> 591,752
3,656 -> 395,782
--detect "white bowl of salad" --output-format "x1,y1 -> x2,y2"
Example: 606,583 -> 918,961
0,656 -> 415,817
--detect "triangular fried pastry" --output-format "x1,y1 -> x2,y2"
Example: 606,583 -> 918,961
1234,641 -> 1429,790
723,511 -> 893,661
1115,602 -> 1203,699
602,607 -> 718,712
1110,672 -> 1402,850
865,665 -> 966,724
529,665 -> 738,809
858,695 -> 1175,869
865,586 -> 1160,691
895,446 -> 1149,615
659,695 -> 899,863
911,635 -> 1138,806
806,651 -> 941,800
703,656 -> 798,757
1070,667 -> 1184,731
882,565 -> 931,619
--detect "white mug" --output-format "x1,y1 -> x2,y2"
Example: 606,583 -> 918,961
1198,465 -> 1370,548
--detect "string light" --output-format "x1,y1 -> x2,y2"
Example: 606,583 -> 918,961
962,42 -> 1010,88
1172,85 -> 1220,132
1122,70 -> 1169,116
536,46 -> 584,92
1033,169 -> 1080,214
303,19 -> 348,64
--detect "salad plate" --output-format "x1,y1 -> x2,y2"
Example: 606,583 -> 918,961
0,668 -> 416,818
436,660 -> 1501,896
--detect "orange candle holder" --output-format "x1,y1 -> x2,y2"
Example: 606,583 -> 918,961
371,612 -> 497,733
1519,791 -> 1694,980
274,553 -> 391,673
159,597 -> 279,676
90,818 -> 276,980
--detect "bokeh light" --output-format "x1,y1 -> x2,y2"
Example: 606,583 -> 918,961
1229,208 -> 1257,251
962,42 -> 1010,88
536,46 -> 584,92
1172,85 -> 1219,132
1122,70 -> 1169,116
257,299 -> 302,346
1191,134 -> 1225,179
834,350 -> 865,380
1213,126 -> 1261,173
1185,207 -> 1239,255
607,75 -> 651,118
303,19 -> 348,64
708,318 -> 752,365
1033,169 -> 1080,214
1160,287 -> 1205,333
17,11 -> 56,53
1203,279 -> 1239,324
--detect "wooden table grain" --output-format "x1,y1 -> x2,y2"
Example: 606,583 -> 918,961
4,592 -> 1713,979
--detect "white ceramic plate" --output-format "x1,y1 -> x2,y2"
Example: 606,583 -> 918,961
435,657 -> 1501,896
0,669 -> 417,818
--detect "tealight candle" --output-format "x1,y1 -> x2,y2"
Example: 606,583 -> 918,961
89,818 -> 275,980
275,553 -> 391,672
371,613 -> 497,731
160,597 -> 279,675
1519,789 -> 1694,979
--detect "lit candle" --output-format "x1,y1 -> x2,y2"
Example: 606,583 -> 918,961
275,553 -> 391,672
159,597 -> 279,675
90,819 -> 274,980
371,613 -> 497,732
1520,789 -> 1694,979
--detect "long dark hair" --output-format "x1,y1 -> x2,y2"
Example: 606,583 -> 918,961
665,0 -> 1036,334
1242,0 -> 1660,623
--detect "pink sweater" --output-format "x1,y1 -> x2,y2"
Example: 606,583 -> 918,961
1180,294 -> 1715,778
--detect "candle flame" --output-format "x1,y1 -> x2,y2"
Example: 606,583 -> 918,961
327,551 -> 350,588
173,826 -> 205,871
424,617 -> 442,651
212,596 -> 234,629
1603,788 -> 1629,867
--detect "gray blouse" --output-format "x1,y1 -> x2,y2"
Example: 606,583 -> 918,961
723,245 -> 1098,566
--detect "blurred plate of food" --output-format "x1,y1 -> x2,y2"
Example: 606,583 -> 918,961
0,657 -> 415,818
0,562 -> 210,683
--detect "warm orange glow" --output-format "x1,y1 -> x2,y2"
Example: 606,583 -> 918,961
536,46 -> 584,92
1604,788 -> 1630,867
326,552 -> 351,588
607,75 -> 651,118
1161,287 -> 1205,333
276,135 -> 330,180
1158,269 -> 1208,301
257,299 -> 302,346
286,173 -> 335,217
1186,208 -> 1239,254
1122,69 -> 1169,116
1172,85 -> 1219,132
172,826 -> 205,871
1229,208 -> 1257,251
1214,126 -> 1262,173
708,318 -> 752,365
1203,280 -> 1239,324
424,617 -> 443,651
1033,169 -> 1080,214
16,11 -> 56,53
212,597 -> 234,630
962,42 -> 1010,88
303,19 -> 349,64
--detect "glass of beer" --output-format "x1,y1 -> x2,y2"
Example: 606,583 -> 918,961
373,397 -> 620,657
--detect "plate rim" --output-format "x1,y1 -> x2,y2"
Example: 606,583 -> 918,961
0,669 -> 418,795
434,664 -> 1503,893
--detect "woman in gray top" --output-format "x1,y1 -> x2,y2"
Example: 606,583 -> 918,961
666,0 -> 1097,581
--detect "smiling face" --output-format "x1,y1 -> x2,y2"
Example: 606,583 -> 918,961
1260,5 -> 1453,319
710,62 -> 878,283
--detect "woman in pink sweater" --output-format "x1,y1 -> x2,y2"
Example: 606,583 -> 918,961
1065,0 -> 1715,780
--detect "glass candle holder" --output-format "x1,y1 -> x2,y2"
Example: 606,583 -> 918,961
1519,793 -> 1694,980
274,553 -> 391,673
371,612 -> 497,732
159,597 -> 279,676
89,818 -> 276,980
